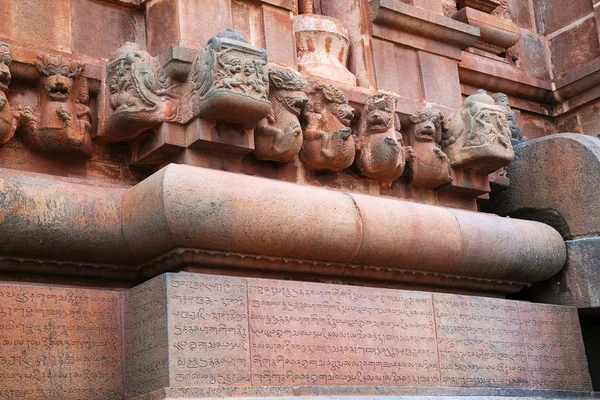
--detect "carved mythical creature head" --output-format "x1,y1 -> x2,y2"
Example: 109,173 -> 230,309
269,69 -> 307,117
443,89 -> 510,149
0,43 -> 12,92
409,106 -> 442,142
35,54 -> 84,102
363,94 -> 394,133
314,84 -> 354,127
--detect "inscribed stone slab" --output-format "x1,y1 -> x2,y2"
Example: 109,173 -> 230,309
0,283 -> 122,400
518,302 -> 592,391
124,274 -> 169,397
166,273 -> 251,387
247,279 -> 440,386
434,293 -> 529,388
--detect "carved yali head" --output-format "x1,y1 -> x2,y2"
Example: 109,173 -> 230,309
0,43 -> 11,92
363,94 -> 394,133
35,54 -> 84,101
313,84 -> 354,127
409,106 -> 442,142
269,69 -> 307,116
443,89 -> 511,149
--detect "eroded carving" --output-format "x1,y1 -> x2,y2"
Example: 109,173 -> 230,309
441,89 -> 514,174
492,92 -> 523,142
355,94 -> 413,184
0,43 -> 36,146
300,84 -> 356,172
189,29 -> 270,128
407,107 -> 451,189
254,69 -> 308,163
21,53 -> 92,156
105,43 -> 178,140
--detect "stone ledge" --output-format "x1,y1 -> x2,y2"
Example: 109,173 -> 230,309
370,0 -> 480,60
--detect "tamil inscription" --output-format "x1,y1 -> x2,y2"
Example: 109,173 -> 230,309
123,274 -> 169,397
434,293 -> 528,388
0,283 -> 122,400
166,273 -> 251,387
247,279 -> 439,386
518,302 -> 592,391
119,273 -> 592,395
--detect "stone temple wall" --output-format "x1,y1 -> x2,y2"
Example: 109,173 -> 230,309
0,0 -> 599,398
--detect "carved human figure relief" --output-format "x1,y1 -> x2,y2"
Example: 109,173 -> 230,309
254,69 -> 308,163
406,106 -> 451,189
300,84 -> 356,172
104,42 -> 178,140
441,89 -> 514,174
354,94 -> 413,184
189,29 -> 271,128
21,53 -> 92,156
492,92 -> 523,142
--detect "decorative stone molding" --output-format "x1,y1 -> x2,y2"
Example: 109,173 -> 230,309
370,0 -> 480,60
354,93 -> 413,184
442,89 -> 514,174
293,14 -> 357,86
457,0 -> 500,13
0,164 -> 565,294
104,43 -> 178,141
453,7 -> 521,55
188,29 -> 271,128
407,106 -> 452,189
254,68 -> 308,163
21,53 -> 92,156
300,84 -> 356,172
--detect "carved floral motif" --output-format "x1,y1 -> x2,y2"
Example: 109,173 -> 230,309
21,53 -> 91,156
407,107 -> 451,189
442,89 -> 514,174
300,84 -> 356,172
104,43 -> 177,140
189,29 -> 270,128
254,69 -> 308,163
355,94 -> 413,184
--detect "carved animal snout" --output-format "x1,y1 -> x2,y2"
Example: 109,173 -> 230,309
45,74 -> 72,100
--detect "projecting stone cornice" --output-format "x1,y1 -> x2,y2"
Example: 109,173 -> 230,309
0,164 -> 565,293
370,0 -> 480,60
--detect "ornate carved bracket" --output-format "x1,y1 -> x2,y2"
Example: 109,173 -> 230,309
104,42 -> 178,141
355,94 -> 412,184
407,106 -> 452,189
188,29 -> 271,128
442,89 -> 514,174
254,68 -> 308,163
300,84 -> 356,172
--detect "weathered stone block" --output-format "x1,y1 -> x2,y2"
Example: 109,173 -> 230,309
549,17 -> 600,78
72,0 -> 142,59
533,0 -> 593,35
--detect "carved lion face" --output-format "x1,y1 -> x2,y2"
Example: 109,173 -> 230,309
410,107 -> 441,142
35,55 -> 84,102
364,95 -> 393,132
